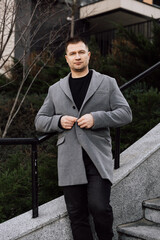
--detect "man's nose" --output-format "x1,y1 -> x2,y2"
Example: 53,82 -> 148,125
75,53 -> 81,59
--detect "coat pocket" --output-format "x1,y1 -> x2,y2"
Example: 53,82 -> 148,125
56,136 -> 65,146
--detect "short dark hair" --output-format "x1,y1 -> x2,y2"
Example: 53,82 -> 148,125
65,36 -> 89,53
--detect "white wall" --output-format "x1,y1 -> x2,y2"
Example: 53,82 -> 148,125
0,0 -> 15,74
80,0 -> 160,19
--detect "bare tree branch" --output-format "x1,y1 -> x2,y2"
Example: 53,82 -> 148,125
0,0 -> 71,137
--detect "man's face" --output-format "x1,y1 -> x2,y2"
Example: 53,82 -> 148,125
65,41 -> 91,73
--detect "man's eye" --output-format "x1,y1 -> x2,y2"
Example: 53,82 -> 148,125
70,52 -> 75,55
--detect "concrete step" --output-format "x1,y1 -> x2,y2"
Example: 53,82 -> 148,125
117,218 -> 160,240
143,198 -> 160,224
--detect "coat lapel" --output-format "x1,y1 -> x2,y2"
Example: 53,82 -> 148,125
59,70 -> 104,112
79,70 -> 104,112
59,73 -> 74,103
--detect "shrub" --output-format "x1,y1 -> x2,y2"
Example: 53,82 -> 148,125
0,148 -> 31,222
0,137 -> 62,223
118,86 -> 160,151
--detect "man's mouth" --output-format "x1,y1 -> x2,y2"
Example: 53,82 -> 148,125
74,62 -> 82,65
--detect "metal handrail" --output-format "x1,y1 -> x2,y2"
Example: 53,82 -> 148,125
0,133 -> 55,218
0,133 -> 55,145
120,61 -> 160,91
114,61 -> 160,169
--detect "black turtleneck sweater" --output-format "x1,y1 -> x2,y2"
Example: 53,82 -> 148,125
69,70 -> 93,111
69,70 -> 95,166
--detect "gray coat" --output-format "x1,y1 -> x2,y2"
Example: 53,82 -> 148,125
35,70 -> 132,186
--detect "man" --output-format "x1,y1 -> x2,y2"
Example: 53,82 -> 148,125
35,37 -> 132,240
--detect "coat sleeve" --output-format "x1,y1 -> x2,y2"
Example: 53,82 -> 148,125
91,78 -> 132,129
35,87 -> 63,133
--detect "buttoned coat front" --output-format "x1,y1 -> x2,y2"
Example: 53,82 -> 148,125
35,70 -> 132,186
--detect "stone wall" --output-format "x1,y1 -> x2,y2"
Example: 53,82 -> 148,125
111,123 -> 160,239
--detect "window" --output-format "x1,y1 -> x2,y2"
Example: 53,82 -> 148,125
80,0 -> 101,7
153,0 -> 160,6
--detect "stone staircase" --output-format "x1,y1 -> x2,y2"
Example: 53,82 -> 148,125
117,198 -> 160,240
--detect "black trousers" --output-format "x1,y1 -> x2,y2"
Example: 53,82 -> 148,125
63,150 -> 114,240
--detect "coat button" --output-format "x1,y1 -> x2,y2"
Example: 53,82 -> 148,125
72,106 -> 76,109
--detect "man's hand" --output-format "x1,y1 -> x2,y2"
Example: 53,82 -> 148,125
60,116 -> 78,129
77,114 -> 94,129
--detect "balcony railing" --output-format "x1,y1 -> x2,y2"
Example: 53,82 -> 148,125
85,19 -> 157,55
0,61 -> 159,219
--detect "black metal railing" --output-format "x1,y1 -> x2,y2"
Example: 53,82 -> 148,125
0,133 -> 55,218
0,61 -> 159,218
94,19 -> 156,55
114,61 -> 160,169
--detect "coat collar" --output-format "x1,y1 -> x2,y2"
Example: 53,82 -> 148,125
59,70 -> 104,109
83,70 -> 104,104
59,72 -> 73,102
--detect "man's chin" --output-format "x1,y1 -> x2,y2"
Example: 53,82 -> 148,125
74,67 -> 86,72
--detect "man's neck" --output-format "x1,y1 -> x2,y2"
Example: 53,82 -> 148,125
71,68 -> 89,78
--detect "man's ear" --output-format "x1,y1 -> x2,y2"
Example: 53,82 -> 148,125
65,54 -> 68,63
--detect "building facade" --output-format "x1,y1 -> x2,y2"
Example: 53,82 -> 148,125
0,0 -> 15,74
0,0 -> 160,74
79,0 -> 160,54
